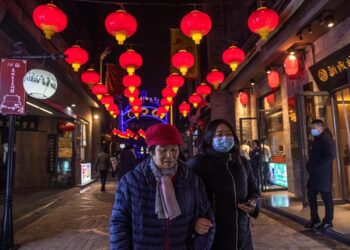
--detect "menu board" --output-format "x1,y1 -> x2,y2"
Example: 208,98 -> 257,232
81,163 -> 91,185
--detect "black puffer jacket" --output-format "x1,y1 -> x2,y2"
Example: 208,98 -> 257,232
187,147 -> 260,250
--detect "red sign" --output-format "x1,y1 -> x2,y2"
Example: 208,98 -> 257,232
0,59 -> 27,115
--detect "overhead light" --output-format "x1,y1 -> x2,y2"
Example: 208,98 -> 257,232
71,104 -> 76,107
250,79 -> 255,86
320,13 -> 335,28
26,101 -> 53,115
327,20 -> 334,28
266,67 -> 271,74
93,114 -> 99,120
308,26 -> 312,34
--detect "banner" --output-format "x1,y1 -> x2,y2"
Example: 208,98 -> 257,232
105,63 -> 124,96
170,29 -> 199,79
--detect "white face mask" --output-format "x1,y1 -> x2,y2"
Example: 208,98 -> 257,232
212,136 -> 235,153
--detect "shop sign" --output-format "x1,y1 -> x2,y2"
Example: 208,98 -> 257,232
0,115 -> 38,130
309,43 -> 350,92
81,163 -> 92,185
58,137 -> 72,158
47,134 -> 57,173
23,69 -> 57,99
269,163 -> 288,188
0,59 -> 27,115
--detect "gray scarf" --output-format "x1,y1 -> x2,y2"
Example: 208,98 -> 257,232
150,159 -> 181,220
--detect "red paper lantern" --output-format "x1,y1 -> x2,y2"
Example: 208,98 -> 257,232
64,45 -> 89,72
32,4 -> 67,39
131,106 -> 142,118
189,93 -> 202,108
180,10 -> 212,45
105,9 -> 137,45
124,88 -> 140,102
248,7 -> 279,41
162,87 -> 176,102
206,69 -> 225,89
179,101 -> 190,117
91,83 -> 108,100
81,68 -> 100,85
266,94 -> 275,104
129,97 -> 142,107
196,83 -> 211,98
267,70 -> 280,89
122,74 -> 141,93
156,106 -> 168,118
284,54 -> 299,76
65,122 -> 75,132
239,92 -> 249,106
166,73 -> 185,93
119,49 -> 143,75
101,95 -> 114,108
160,98 -> 173,111
171,50 -> 195,76
222,46 -> 245,71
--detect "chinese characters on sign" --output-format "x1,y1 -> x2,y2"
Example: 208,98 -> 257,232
0,59 -> 27,115
47,134 -> 57,173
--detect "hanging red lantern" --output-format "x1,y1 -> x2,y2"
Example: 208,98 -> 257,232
196,83 -> 211,98
171,50 -> 195,76
81,68 -> 100,85
131,106 -> 142,118
64,45 -> 89,72
166,73 -> 185,93
32,4 -> 67,39
65,122 -> 75,132
189,93 -> 202,108
122,74 -> 141,93
100,95 -> 114,109
179,101 -> 190,117
58,121 -> 66,132
129,97 -> 142,107
119,49 -> 143,75
284,54 -> 299,76
267,70 -> 280,89
105,9 -> 137,45
248,7 -> 279,41
162,87 -> 176,102
91,83 -> 108,100
124,88 -> 140,102
160,98 -> 173,111
180,10 -> 212,45
206,69 -> 225,89
107,104 -> 119,115
222,46 -> 245,71
156,106 -> 168,118
266,94 -> 275,104
239,92 -> 249,106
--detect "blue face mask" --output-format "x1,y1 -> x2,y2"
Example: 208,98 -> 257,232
311,129 -> 320,136
212,136 -> 235,153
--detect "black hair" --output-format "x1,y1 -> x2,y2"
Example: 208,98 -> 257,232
201,119 -> 239,151
311,119 -> 324,127
252,139 -> 260,147
148,145 -> 156,155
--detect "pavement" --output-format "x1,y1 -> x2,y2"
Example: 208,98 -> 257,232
0,180 -> 349,249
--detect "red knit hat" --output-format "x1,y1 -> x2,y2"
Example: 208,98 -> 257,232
145,123 -> 182,146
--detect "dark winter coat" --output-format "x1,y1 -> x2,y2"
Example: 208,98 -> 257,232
249,148 -> 262,180
187,147 -> 260,250
118,149 -> 138,179
95,151 -> 111,171
307,129 -> 335,192
110,157 -> 215,250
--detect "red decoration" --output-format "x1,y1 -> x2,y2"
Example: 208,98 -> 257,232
105,10 -> 137,45
91,83 -> 108,100
129,97 -> 142,107
166,73 -> 184,93
206,69 -> 225,89
64,45 -> 89,72
81,68 -> 100,85
180,10 -> 212,45
131,106 -> 142,118
171,50 -> 194,76
178,101 -> 190,117
266,94 -> 275,104
196,83 -> 211,98
284,54 -> 299,76
156,106 -> 168,118
65,122 -> 75,132
267,70 -> 280,89
161,87 -> 176,102
222,46 -> 245,72
124,88 -> 140,102
122,74 -> 141,93
239,92 -> 249,106
248,7 -> 279,41
160,98 -> 173,111
101,95 -> 114,108
189,93 -> 202,108
119,49 -> 143,75
32,4 -> 67,39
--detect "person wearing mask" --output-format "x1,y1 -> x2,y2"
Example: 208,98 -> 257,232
187,119 -> 260,250
94,144 -> 112,192
249,139 -> 263,191
305,119 -> 335,230
110,123 -> 215,250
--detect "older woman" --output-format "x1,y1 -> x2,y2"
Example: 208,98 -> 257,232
187,119 -> 260,250
110,123 -> 215,250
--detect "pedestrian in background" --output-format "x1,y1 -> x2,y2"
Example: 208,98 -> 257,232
110,123 -> 215,250
94,143 -> 111,192
240,139 -> 251,160
261,138 -> 272,188
117,143 -> 138,180
305,119 -> 335,230
187,119 -> 260,250
250,139 -> 263,191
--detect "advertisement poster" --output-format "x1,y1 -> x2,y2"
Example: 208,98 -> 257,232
269,163 -> 288,187
58,137 -> 72,158
81,163 -> 92,185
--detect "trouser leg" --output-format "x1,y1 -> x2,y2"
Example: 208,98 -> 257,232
320,191 -> 334,224
307,189 -> 320,222
100,170 -> 108,190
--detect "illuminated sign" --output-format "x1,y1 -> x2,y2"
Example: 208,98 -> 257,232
269,163 -> 288,188
23,69 -> 57,99
81,163 -> 92,185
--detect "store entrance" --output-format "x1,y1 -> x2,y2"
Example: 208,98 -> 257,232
296,91 -> 343,206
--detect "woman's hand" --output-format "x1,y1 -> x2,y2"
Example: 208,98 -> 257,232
194,217 -> 213,235
237,199 -> 257,214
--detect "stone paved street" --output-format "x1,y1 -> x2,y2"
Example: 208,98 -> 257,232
13,181 -> 350,250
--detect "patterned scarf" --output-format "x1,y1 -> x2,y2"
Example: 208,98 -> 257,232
150,159 -> 181,220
